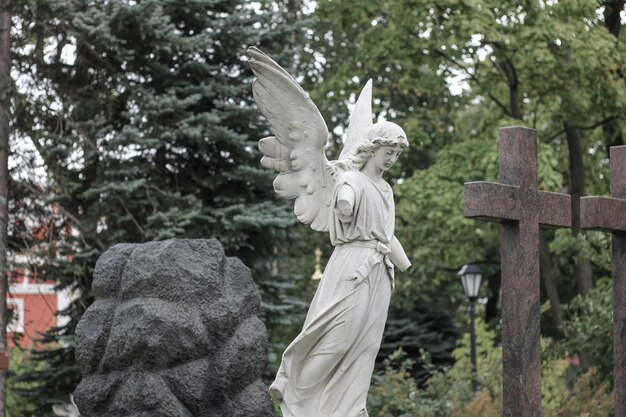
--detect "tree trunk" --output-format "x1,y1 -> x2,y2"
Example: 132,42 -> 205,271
484,270 -> 500,325
0,0 -> 10,414
602,1 -> 624,153
540,232 -> 564,335
603,118 -> 624,155
564,122 -> 593,297
603,0 -> 624,39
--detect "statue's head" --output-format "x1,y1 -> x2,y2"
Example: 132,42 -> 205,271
364,121 -> 408,148
349,121 -> 409,170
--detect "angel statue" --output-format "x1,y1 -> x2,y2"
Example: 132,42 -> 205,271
248,47 -> 412,417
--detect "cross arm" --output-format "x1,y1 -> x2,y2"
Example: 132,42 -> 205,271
464,181 -> 520,222
581,196 -> 626,233
538,191 -> 571,228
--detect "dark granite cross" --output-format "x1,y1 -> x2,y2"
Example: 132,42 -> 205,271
580,145 -> 626,417
464,127 -> 571,417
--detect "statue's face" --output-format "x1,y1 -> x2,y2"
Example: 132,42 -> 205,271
366,145 -> 403,173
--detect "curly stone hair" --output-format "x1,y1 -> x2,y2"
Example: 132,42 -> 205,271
349,121 -> 409,170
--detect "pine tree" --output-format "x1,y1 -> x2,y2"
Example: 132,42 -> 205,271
10,0 -> 299,410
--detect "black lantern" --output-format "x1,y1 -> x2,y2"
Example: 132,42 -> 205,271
458,262 -> 483,393
458,263 -> 482,301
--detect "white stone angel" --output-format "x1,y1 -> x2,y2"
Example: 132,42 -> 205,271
248,47 -> 411,417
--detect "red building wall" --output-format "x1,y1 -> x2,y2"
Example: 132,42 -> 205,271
7,206 -> 74,349
8,268 -> 59,349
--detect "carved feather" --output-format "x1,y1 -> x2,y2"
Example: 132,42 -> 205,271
339,79 -> 374,160
258,136 -> 289,161
249,47 -> 334,231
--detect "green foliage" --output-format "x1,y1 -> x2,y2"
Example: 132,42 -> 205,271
7,349 -> 53,417
546,278 -> 614,380
368,319 -> 501,417
556,368 -> 614,417
369,349 -> 423,417
379,296 -> 459,382
369,318 -> 615,416
394,137 -> 499,308
261,223 -> 328,377
393,132 -> 566,312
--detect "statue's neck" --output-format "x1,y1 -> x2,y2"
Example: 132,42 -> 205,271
360,163 -> 383,181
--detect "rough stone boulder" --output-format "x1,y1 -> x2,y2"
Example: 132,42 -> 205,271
74,239 -> 272,417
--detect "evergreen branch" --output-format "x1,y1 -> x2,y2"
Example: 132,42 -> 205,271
116,196 -> 145,240
73,125 -> 102,156
20,182 -> 106,251
144,185 -> 159,214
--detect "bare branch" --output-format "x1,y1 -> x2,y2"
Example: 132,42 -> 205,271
432,48 -> 514,117
546,115 -> 622,142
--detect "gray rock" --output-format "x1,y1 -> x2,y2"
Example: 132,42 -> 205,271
74,239 -> 273,417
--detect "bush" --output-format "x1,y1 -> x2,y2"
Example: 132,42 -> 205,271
545,278 -> 613,381
368,317 -> 614,417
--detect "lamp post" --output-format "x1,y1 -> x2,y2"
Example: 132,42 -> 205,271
458,263 -> 483,393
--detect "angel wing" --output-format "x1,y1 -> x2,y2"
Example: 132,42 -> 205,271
248,47 -> 335,231
339,79 -> 373,160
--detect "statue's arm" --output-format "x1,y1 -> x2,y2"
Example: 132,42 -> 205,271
336,184 -> 356,222
389,236 -> 411,272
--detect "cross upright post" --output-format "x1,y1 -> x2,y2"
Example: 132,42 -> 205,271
464,127 -> 571,417
580,145 -> 626,417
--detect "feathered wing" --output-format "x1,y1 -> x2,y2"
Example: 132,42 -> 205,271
339,79 -> 373,160
248,47 -> 335,232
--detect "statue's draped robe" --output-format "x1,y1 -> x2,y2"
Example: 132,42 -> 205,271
272,170 -> 395,417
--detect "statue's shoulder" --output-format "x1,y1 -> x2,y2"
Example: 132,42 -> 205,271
335,170 -> 368,198
336,169 -> 364,185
